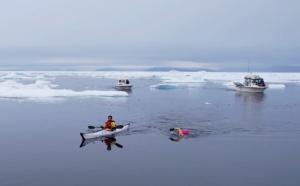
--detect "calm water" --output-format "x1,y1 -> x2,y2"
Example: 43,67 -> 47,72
0,77 -> 300,186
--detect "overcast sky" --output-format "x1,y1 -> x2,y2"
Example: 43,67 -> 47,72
0,0 -> 299,71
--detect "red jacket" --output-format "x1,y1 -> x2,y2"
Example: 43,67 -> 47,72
104,119 -> 116,129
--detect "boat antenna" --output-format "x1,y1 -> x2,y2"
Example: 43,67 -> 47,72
247,62 -> 251,74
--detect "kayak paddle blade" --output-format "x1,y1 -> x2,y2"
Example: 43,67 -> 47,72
88,126 -> 96,129
115,143 -> 123,148
116,125 -> 124,129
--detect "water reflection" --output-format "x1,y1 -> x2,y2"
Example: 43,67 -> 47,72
234,92 -> 265,119
235,92 -> 265,103
80,137 -> 123,151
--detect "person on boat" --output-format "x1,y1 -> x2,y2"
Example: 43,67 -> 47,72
102,115 -> 116,131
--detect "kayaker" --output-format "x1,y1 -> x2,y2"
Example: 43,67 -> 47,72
102,115 -> 116,130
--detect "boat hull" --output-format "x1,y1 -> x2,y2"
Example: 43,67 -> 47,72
115,85 -> 132,90
81,124 -> 130,140
235,86 -> 267,93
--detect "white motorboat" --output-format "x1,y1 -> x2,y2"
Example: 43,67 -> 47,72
234,74 -> 267,93
115,79 -> 132,91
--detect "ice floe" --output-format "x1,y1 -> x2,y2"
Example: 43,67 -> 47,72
1,71 -> 300,84
150,83 -> 181,90
0,71 -> 299,94
268,84 -> 286,89
0,80 -> 128,100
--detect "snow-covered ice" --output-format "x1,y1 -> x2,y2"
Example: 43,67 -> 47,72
0,71 -> 299,101
0,80 -> 128,100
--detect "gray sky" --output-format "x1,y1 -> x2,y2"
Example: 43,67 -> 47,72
0,0 -> 299,71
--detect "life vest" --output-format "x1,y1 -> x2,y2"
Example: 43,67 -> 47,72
104,120 -> 116,130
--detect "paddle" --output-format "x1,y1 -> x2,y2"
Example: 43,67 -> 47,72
88,125 -> 125,130
88,125 -> 103,129
115,143 -> 123,148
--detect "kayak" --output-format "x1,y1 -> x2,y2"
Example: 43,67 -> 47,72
80,124 -> 130,140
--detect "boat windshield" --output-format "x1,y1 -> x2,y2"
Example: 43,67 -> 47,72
244,78 -> 265,87
118,79 -> 130,85
253,79 -> 265,86
244,78 -> 265,86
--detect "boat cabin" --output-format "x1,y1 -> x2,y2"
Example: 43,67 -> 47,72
244,75 -> 266,87
118,79 -> 130,85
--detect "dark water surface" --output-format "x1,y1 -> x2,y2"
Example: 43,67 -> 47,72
0,78 -> 300,186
